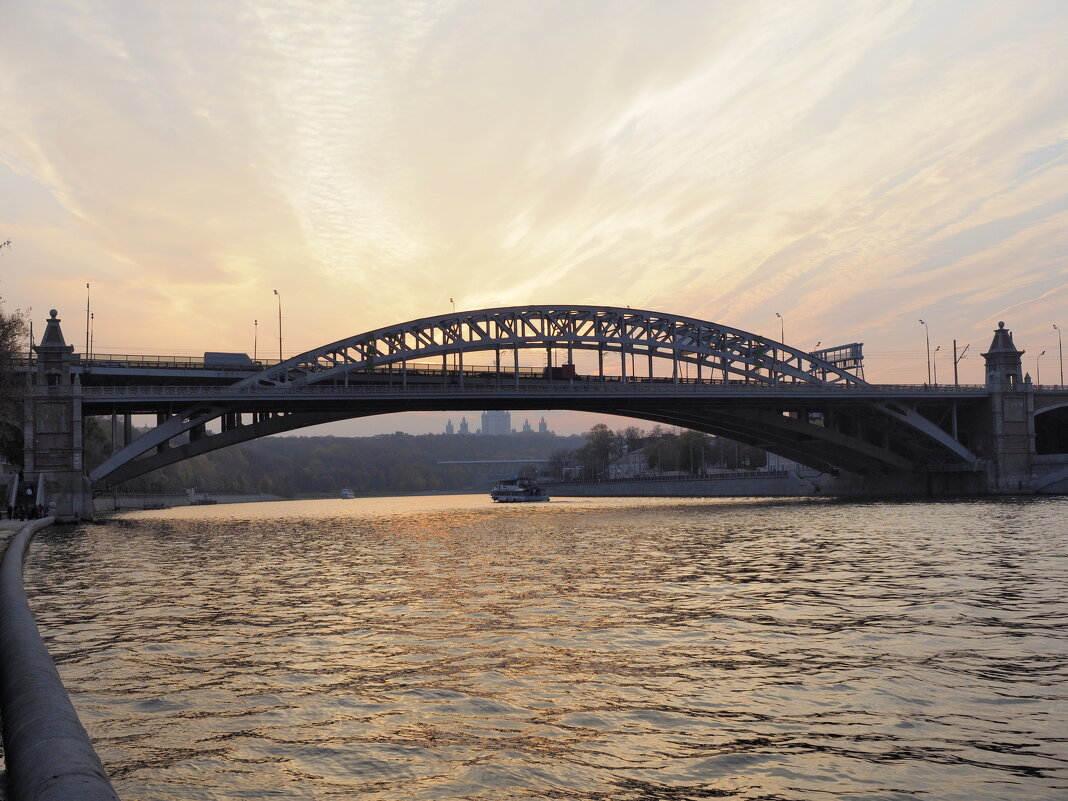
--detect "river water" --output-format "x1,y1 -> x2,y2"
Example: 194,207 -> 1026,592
21,495 -> 1068,800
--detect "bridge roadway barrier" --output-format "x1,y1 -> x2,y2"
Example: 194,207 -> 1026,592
79,381 -> 993,402
0,517 -> 120,801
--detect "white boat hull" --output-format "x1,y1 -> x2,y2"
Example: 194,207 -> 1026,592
490,494 -> 550,503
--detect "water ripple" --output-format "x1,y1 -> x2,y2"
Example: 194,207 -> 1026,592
21,495 -> 1068,800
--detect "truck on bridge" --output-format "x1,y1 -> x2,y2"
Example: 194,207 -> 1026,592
203,352 -> 258,370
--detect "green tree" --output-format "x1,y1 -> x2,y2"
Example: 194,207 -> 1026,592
575,423 -> 620,477
616,425 -> 645,453
0,244 -> 29,465
548,449 -> 574,480
645,435 -> 679,474
676,430 -> 714,475
708,437 -> 768,471
83,417 -> 113,471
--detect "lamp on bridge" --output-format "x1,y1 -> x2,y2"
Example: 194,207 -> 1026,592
918,319 -> 931,385
1037,349 -> 1046,386
953,341 -> 970,387
273,290 -> 282,363
775,312 -> 784,343
1054,324 -> 1063,387
933,344 -> 941,386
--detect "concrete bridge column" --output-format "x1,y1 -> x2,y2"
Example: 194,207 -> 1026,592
110,411 -> 119,454
156,412 -> 169,454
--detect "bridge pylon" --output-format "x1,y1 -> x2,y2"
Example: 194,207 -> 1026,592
982,321 -> 1034,493
22,310 -> 92,521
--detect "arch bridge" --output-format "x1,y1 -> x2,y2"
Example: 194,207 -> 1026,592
80,305 -> 984,489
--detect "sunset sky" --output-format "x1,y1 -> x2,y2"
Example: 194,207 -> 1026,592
2,0 -> 1067,435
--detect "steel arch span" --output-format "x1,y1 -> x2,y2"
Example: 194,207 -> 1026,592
89,305 -> 908,488
243,305 -> 866,389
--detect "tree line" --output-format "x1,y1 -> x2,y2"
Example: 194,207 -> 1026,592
82,419 -> 771,497
85,421 -> 583,497
557,423 -> 769,480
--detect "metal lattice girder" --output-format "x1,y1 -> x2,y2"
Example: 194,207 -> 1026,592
89,305 -> 881,487
242,306 -> 867,389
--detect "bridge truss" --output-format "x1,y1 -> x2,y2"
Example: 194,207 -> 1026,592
87,306 -> 981,488
246,305 -> 865,388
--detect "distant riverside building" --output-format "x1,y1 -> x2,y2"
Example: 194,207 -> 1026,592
481,410 -> 511,436
609,449 -> 651,480
447,412 -> 550,436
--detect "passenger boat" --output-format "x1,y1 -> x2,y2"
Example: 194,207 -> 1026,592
339,488 -> 355,499
490,477 -> 550,503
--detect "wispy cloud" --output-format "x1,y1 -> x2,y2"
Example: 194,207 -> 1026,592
1,0 -> 1066,392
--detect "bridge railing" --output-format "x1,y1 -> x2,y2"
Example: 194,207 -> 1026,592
74,354 -> 274,369
69,355 -> 550,377
22,354 -> 1064,393
79,381 -> 993,399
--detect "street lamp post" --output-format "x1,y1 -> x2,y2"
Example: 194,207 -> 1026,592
953,340 -> 970,387
89,312 -> 94,360
1055,324 -> 1064,386
277,292 -> 284,362
253,319 -> 258,362
85,282 -> 90,358
1037,350 -> 1046,386
918,319 -> 931,385
933,345 -> 941,386
775,312 -> 784,342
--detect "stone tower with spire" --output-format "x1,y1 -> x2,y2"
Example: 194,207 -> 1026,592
981,321 -> 1033,493
982,321 -> 1025,389
22,310 -> 92,520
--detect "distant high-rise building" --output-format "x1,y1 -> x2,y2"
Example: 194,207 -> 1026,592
481,410 -> 511,436
538,416 -> 548,434
522,418 -> 533,433
459,417 -> 470,435
445,419 -> 455,435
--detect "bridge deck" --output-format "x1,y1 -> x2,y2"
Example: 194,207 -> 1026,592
78,380 -> 992,408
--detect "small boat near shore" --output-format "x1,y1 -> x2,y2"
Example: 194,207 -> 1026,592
490,477 -> 550,503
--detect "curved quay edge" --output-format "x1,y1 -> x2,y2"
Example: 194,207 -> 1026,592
0,517 -> 120,801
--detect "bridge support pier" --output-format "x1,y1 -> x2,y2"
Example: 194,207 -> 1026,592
985,384 -> 1035,493
22,311 -> 93,522
982,322 -> 1035,494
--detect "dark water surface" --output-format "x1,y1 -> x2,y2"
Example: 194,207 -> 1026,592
22,495 -> 1068,800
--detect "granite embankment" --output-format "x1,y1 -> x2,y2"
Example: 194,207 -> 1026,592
545,470 -> 828,497
0,517 -> 120,800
